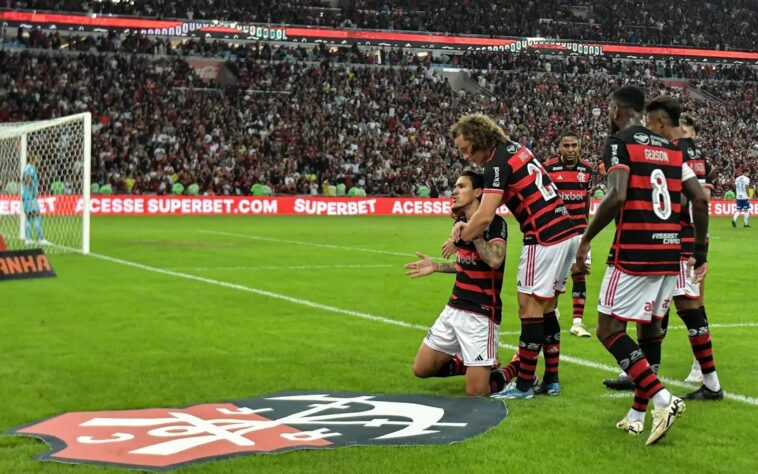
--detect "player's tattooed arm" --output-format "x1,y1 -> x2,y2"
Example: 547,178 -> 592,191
473,238 -> 506,269
433,261 -> 457,273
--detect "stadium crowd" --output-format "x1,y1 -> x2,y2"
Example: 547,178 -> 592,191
3,0 -> 756,50
0,39 -> 756,197
12,29 -> 758,83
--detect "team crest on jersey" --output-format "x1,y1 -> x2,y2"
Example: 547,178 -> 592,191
10,392 -> 507,470
577,172 -> 586,183
633,133 -> 650,144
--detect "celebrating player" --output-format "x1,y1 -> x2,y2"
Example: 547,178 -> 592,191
406,171 -> 507,397
680,113 -> 716,384
544,131 -> 594,338
449,114 -> 580,399
574,86 -> 709,445
645,99 -> 723,400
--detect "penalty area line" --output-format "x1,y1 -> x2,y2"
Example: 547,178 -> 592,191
86,251 -> 758,407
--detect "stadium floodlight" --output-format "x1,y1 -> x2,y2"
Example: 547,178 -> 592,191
0,113 -> 91,254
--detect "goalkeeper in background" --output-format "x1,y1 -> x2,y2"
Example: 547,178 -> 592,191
22,155 -> 47,245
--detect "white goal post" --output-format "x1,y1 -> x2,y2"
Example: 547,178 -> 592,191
0,112 -> 91,254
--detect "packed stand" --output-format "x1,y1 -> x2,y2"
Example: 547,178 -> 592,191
10,29 -> 758,84
694,82 -> 758,194
477,68 -> 757,195
0,49 -> 467,196
2,0 -> 343,25
460,51 -> 758,83
9,29 -> 440,67
4,0 -> 758,49
0,47 -> 755,197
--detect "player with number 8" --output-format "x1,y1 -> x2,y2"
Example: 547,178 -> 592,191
574,86 -> 709,445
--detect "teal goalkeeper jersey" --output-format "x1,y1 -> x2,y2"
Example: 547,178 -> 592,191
22,163 -> 38,201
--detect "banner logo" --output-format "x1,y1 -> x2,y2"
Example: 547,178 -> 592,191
0,249 -> 55,281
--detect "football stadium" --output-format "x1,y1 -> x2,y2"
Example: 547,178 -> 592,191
1,1 -> 756,472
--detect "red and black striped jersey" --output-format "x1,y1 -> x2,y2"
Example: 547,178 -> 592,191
602,125 -> 691,275
448,215 -> 507,324
674,137 -> 710,258
543,157 -> 593,233
483,141 -> 578,246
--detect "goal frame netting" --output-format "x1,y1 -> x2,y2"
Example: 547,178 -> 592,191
0,112 -> 91,254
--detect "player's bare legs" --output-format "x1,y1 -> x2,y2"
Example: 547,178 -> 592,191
412,344 -> 494,397
464,367 -> 494,397
412,343 -> 456,379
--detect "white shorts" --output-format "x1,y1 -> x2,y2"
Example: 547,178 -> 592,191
673,259 -> 701,299
598,266 -> 676,323
424,306 -> 499,367
517,234 -> 581,300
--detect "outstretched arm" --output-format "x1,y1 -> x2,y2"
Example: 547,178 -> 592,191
404,252 -> 455,278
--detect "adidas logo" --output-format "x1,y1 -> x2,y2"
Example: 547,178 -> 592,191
557,175 -> 564,180
475,355 -> 484,361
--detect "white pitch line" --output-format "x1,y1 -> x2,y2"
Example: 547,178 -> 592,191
601,392 -> 634,399
171,264 -> 395,271
199,230 -> 415,258
86,251 -> 758,407
497,322 -> 758,338
669,322 -> 758,330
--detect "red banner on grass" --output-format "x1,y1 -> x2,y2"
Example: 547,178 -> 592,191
0,195 -> 750,216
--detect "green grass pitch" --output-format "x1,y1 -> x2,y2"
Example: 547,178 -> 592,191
1,215 -> 756,473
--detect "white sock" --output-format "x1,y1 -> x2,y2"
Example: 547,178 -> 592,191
689,358 -> 701,374
703,372 -> 721,392
627,407 -> 646,423
745,213 -> 750,226
651,388 -> 672,409
733,212 -> 739,223
572,318 -> 583,326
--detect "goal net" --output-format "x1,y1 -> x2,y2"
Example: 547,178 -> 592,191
0,113 -> 91,254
